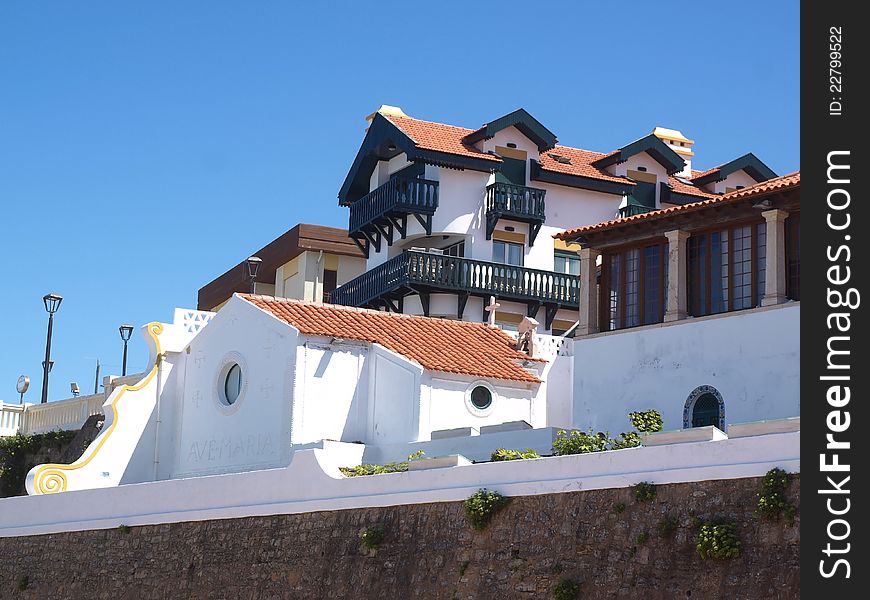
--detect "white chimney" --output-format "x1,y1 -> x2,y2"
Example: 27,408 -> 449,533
365,105 -> 407,131
652,127 -> 694,177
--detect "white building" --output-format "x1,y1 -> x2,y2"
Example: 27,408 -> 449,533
332,106 -> 779,336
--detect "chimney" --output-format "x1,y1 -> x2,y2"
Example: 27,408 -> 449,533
652,127 -> 694,177
365,105 -> 407,131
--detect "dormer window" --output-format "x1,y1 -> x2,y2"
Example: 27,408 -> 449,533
637,166 -> 648,172
506,143 -> 518,149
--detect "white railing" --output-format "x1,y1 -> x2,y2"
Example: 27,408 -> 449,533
17,394 -> 105,436
0,403 -> 26,437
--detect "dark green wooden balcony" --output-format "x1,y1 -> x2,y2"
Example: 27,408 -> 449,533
618,204 -> 657,218
331,250 -> 579,329
485,182 -> 547,245
348,177 -> 439,257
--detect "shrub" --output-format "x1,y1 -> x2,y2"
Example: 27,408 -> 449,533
17,575 -> 29,592
552,429 -> 609,455
458,560 -> 470,576
628,410 -> 663,433
635,531 -> 649,545
610,431 -> 641,450
360,526 -> 385,550
0,431 -> 77,497
697,520 -> 741,560
612,502 -> 626,514
491,448 -> 541,462
657,515 -> 679,537
756,468 -> 796,521
117,524 -> 131,534
340,451 -> 425,477
631,481 -> 656,503
552,578 -> 581,600
464,489 -> 510,531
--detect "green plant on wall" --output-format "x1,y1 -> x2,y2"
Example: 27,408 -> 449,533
464,489 -> 510,531
0,431 -> 77,497
635,531 -> 650,545
628,410 -> 663,433
552,429 -> 609,455
360,525 -> 385,550
697,520 -> 742,560
631,481 -> 656,502
17,575 -> 29,592
610,431 -> 641,450
756,468 -> 796,521
490,448 -> 540,461
657,515 -> 679,537
339,451 -> 425,477
552,577 -> 580,600
612,502 -> 626,514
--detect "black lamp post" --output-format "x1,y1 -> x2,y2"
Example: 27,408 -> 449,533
40,293 -> 63,404
246,256 -> 262,293
119,324 -> 134,376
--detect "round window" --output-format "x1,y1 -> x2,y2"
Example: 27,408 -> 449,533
224,363 -> 242,405
470,385 -> 492,410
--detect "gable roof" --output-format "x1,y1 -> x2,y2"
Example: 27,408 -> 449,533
240,295 -> 542,383
591,134 -> 686,175
385,114 -> 501,163
555,172 -> 800,241
689,152 -> 777,186
462,108 -> 558,152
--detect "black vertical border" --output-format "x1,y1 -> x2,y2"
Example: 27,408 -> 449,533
802,1 -> 868,595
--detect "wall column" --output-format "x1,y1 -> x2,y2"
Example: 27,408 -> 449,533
762,209 -> 789,306
664,230 -> 689,322
577,247 -> 600,336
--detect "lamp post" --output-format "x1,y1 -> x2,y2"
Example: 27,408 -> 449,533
40,293 -> 63,404
119,324 -> 134,376
246,256 -> 262,293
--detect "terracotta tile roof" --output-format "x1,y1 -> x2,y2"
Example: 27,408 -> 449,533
240,295 -> 542,383
689,166 -> 720,181
555,172 -> 800,240
384,114 -> 501,163
667,176 -> 719,199
537,146 -> 633,184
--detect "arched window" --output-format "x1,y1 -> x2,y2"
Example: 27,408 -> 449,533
683,386 -> 725,430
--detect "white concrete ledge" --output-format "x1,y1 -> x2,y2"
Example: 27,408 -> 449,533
480,420 -> 532,434
642,426 -> 727,446
431,427 -> 479,440
408,455 -> 472,471
0,430 -> 799,538
727,417 -> 800,438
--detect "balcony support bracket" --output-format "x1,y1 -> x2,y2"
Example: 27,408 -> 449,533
457,292 -> 469,319
545,304 -> 559,330
526,301 -> 542,319
412,213 -> 433,236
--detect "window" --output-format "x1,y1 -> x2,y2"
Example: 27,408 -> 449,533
600,241 -> 667,331
443,241 -> 465,257
554,251 -> 580,275
470,386 -> 493,410
786,212 -> 800,300
322,269 -> 338,303
683,385 -> 725,429
688,222 -> 766,317
636,166 -> 647,172
493,240 -> 523,266
223,364 -> 242,405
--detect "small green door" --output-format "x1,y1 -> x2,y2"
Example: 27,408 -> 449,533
496,157 -> 526,186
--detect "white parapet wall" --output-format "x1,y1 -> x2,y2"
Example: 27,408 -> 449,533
0,429 -> 799,538
18,394 -> 105,436
0,403 -> 26,437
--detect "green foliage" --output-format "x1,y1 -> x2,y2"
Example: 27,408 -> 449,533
550,562 -> 564,575
756,468 -> 796,521
627,410 -> 663,433
635,531 -> 650,545
117,524 -> 131,534
631,482 -> 656,503
360,525 -> 385,549
610,431 -> 641,450
339,451 -> 425,477
612,502 -> 626,514
0,430 -> 77,496
689,515 -> 703,529
552,578 -> 581,600
552,429 -> 609,455
17,575 -> 29,592
697,520 -> 742,560
490,448 -> 541,462
464,489 -> 510,531
458,560 -> 469,576
657,515 -> 679,537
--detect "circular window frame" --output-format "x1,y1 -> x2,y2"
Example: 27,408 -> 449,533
464,380 -> 497,417
213,352 -> 248,415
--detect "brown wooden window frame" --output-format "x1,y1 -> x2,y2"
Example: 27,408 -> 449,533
599,239 -> 668,332
786,211 -> 800,300
687,219 -> 766,317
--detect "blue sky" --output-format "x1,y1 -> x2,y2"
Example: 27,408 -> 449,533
0,2 -> 798,403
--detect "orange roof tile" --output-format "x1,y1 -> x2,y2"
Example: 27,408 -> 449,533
555,172 -> 800,240
384,114 -> 501,163
537,146 -> 633,184
240,295 -> 542,383
667,176 -> 719,200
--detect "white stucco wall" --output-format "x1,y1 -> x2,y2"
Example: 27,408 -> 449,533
711,169 -> 759,194
572,304 -> 800,434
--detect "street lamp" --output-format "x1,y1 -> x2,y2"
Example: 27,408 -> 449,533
40,293 -> 63,404
119,324 -> 134,376
246,256 -> 263,293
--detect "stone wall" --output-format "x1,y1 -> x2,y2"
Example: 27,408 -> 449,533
0,476 -> 799,599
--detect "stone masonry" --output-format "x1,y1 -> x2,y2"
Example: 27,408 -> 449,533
0,476 -> 799,599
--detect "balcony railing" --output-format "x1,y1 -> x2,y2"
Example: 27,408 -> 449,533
485,182 -> 546,245
331,251 -> 579,318
348,178 -> 439,255
618,204 -> 657,218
